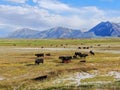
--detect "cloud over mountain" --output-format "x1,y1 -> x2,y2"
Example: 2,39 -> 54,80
0,0 -> 120,34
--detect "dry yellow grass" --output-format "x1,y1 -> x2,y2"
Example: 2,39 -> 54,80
0,38 -> 120,89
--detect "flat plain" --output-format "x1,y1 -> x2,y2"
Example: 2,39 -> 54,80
0,38 -> 120,90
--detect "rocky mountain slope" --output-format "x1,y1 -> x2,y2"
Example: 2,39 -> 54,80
88,21 -> 120,37
8,27 -> 95,38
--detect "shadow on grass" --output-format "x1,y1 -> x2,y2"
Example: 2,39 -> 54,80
25,64 -> 35,66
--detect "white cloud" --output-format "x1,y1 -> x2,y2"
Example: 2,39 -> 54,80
32,0 -> 38,3
5,0 -> 27,3
0,0 -> 120,33
37,0 -> 79,13
0,5 -> 50,29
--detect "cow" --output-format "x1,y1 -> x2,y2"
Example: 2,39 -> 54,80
46,53 -> 51,56
78,47 -> 81,49
73,55 -> 77,59
79,53 -> 88,58
74,52 -> 88,58
80,60 -> 86,62
65,56 -> 72,60
86,47 -> 89,49
59,56 -> 72,63
97,44 -> 101,46
50,44 -> 53,46
59,56 -> 64,60
60,44 -> 63,46
59,56 -> 72,60
35,58 -> 44,65
74,52 -> 82,56
83,47 -> 86,49
35,53 -> 44,57
89,50 -> 95,55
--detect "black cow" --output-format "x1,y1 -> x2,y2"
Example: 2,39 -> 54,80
78,47 -> 81,49
74,52 -> 88,58
89,50 -> 95,55
79,53 -> 88,58
59,56 -> 72,63
75,52 -> 82,56
83,47 -> 86,49
60,44 -> 63,46
35,58 -> 44,65
59,56 -> 64,59
46,53 -> 51,56
80,60 -> 86,62
86,47 -> 89,49
65,56 -> 72,60
59,56 -> 72,60
97,44 -> 101,46
35,53 -> 44,57
73,55 -> 77,59
41,46 -> 44,48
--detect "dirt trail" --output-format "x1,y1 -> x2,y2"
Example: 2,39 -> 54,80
0,77 -> 4,80
13,47 -> 120,54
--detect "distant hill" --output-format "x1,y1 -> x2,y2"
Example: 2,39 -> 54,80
88,21 -> 120,37
30,27 -> 81,38
8,28 -> 40,38
7,27 -> 95,38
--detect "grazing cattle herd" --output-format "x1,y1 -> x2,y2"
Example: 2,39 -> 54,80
34,46 -> 95,64
78,46 -> 89,49
33,46 -> 95,80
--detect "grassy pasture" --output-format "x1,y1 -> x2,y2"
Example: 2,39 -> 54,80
0,38 -> 120,90
0,38 -> 119,47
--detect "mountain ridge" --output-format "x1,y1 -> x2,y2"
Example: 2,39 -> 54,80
8,28 -> 40,38
8,27 -> 95,38
7,21 -> 120,38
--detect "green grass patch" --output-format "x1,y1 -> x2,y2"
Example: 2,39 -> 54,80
0,38 -> 119,46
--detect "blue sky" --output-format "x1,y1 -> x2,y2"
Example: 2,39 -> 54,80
0,0 -> 120,36
61,0 -> 120,10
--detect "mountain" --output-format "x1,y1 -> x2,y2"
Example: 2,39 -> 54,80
33,27 -> 82,38
88,21 -> 120,37
7,27 -> 95,38
8,28 -> 40,38
4,21 -> 120,38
